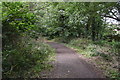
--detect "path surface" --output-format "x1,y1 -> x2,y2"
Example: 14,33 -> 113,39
43,42 -> 104,78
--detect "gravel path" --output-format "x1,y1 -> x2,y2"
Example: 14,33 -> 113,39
42,42 -> 104,78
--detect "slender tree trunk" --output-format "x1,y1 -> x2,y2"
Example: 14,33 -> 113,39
91,17 -> 96,41
85,18 -> 90,38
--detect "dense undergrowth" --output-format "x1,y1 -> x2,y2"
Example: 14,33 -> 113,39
2,2 -> 55,78
3,37 -> 55,78
58,38 -> 119,78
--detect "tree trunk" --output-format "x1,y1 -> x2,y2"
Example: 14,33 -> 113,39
85,18 -> 90,38
91,17 -> 96,41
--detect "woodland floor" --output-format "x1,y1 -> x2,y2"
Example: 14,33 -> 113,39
41,42 -> 105,78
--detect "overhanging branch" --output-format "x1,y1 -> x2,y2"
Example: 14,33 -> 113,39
102,15 -> 120,21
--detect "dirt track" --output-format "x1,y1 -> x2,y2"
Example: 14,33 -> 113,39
43,42 -> 104,78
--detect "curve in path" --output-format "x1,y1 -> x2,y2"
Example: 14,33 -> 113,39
43,42 -> 104,78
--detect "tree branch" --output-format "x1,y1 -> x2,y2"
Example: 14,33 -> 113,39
110,10 -> 118,18
102,15 -> 120,21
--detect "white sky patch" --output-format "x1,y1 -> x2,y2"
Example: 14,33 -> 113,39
106,18 -> 118,25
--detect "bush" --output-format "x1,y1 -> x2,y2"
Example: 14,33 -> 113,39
111,41 -> 120,55
3,37 -> 55,78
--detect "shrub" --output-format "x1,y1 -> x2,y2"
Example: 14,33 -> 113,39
3,37 -> 55,78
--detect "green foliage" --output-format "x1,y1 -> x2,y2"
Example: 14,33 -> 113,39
110,41 -> 120,54
2,2 -> 36,32
2,2 -> 120,78
2,2 -> 55,78
34,2 -> 118,41
3,38 -> 55,78
2,2 -> 37,46
65,38 -> 119,78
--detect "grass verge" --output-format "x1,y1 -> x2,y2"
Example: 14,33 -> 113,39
64,38 -> 119,78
